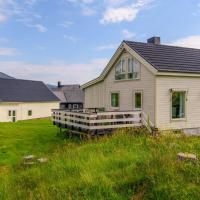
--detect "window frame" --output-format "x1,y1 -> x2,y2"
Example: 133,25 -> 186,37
110,92 -> 120,109
133,91 -> 143,111
115,59 -> 126,80
128,58 -> 141,80
170,89 -> 187,121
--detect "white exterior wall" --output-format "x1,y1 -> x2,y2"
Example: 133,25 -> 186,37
0,102 -> 59,122
84,52 -> 156,124
156,76 -> 200,130
84,81 -> 105,108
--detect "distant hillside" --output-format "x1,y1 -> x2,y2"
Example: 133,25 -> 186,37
46,84 -> 57,89
0,72 -> 15,79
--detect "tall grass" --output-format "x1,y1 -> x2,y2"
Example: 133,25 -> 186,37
0,120 -> 200,200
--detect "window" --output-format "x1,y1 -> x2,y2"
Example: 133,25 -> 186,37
73,104 -> 79,109
12,110 -> 16,116
115,59 -> 126,80
128,58 -> 140,79
172,91 -> 186,119
134,91 -> 142,110
28,110 -> 32,116
68,104 -> 72,109
8,110 -> 11,116
111,93 -> 119,108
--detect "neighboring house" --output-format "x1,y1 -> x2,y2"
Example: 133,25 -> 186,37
0,78 -> 59,122
81,36 -> 200,132
51,82 -> 84,110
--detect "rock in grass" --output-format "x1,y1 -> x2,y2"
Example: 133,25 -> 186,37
37,157 -> 48,163
177,152 -> 198,162
23,155 -> 36,160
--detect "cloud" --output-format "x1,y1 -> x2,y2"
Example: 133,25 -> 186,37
28,24 -> 48,32
34,24 -> 48,32
122,29 -> 135,39
105,0 -> 128,6
65,0 -> 94,4
81,6 -> 96,16
0,37 -> 9,44
64,35 -> 79,43
170,35 -> 200,49
64,0 -> 96,16
0,47 -> 20,56
0,0 -> 44,31
0,13 -> 7,22
60,21 -> 74,28
25,0 -> 39,6
0,58 -> 108,84
96,43 -> 118,51
100,0 -> 154,24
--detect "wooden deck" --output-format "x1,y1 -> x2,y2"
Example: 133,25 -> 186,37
52,109 -> 143,134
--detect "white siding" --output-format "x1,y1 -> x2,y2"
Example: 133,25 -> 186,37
84,52 -> 156,124
84,81 -> 105,108
0,102 -> 59,122
156,76 -> 200,130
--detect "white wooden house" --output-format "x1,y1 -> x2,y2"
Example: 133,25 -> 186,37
79,37 -> 200,133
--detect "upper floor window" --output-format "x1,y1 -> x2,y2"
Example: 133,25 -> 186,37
115,59 -> 126,80
128,58 -> 140,79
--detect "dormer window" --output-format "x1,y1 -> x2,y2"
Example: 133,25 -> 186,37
115,59 -> 126,80
128,58 -> 140,79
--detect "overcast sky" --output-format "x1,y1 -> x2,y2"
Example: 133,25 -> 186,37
0,0 -> 200,84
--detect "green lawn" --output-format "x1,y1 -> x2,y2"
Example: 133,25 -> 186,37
0,119 -> 200,200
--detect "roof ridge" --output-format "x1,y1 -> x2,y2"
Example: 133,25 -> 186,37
124,40 -> 200,51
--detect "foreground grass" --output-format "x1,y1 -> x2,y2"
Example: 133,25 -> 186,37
0,119 -> 200,200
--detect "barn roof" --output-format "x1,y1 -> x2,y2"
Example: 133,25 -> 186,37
0,78 -> 59,102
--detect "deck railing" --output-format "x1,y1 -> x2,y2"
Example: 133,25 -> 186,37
52,109 -> 142,131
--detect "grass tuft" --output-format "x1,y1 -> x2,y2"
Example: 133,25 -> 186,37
0,119 -> 200,199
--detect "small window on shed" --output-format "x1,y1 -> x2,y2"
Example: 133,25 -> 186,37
28,110 -> 32,116
8,110 -> 11,117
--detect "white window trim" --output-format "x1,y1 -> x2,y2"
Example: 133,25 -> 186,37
110,91 -> 120,109
133,91 -> 143,111
170,89 -> 188,122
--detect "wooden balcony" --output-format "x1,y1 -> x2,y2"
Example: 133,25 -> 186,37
52,109 -> 142,133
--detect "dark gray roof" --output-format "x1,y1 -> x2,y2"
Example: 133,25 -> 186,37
0,72 -> 15,79
52,85 -> 84,103
0,78 -> 59,102
124,41 -> 200,73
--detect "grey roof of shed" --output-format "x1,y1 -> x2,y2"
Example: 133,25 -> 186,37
124,41 -> 200,73
52,85 -> 84,103
0,78 -> 59,102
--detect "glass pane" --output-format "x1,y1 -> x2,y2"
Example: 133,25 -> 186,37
28,110 -> 32,116
172,92 -> 185,119
12,110 -> 16,116
135,92 -> 142,109
115,59 -> 126,80
8,110 -> 11,116
111,93 -> 119,107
